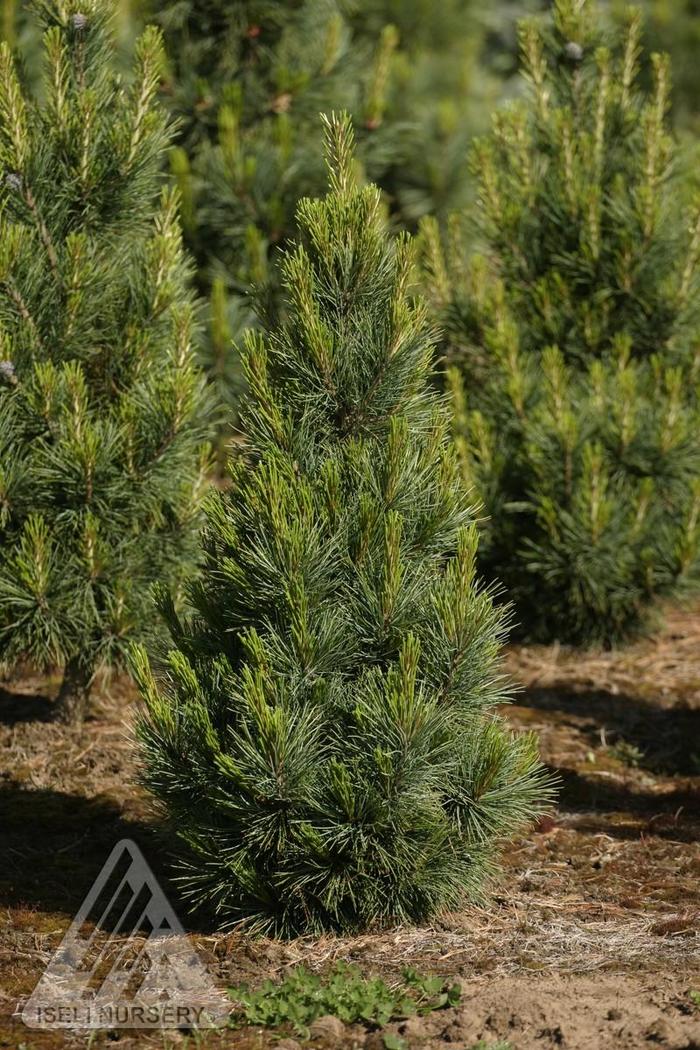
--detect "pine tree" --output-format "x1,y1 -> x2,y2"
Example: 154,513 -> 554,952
431,2 -> 700,372
151,0 -> 514,465
153,0 -> 388,458
0,0 -> 210,723
446,349 -> 700,646
422,0 -> 700,646
134,115 -> 552,936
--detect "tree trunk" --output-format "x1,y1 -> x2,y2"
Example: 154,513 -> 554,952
53,657 -> 93,726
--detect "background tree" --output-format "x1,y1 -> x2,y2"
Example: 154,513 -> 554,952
135,115 -> 552,936
615,0 -> 700,136
428,1 -> 700,374
422,0 -> 700,645
445,345 -> 700,646
1,0 -> 143,82
0,0 -> 210,723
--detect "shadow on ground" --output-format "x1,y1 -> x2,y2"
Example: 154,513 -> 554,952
0,684 -> 54,724
551,766 -> 700,842
0,782 -> 168,917
0,779 -> 221,936
518,684 -> 700,775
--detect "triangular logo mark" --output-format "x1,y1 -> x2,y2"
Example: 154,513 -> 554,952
19,839 -> 229,1029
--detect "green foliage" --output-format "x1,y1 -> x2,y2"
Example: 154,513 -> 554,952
0,0 -> 210,715
156,1 -> 383,151
135,115 -> 552,935
1,1 -> 42,80
439,3 -> 700,370
617,0 -> 700,133
423,0 -> 700,646
445,350 -> 700,646
157,0 -> 389,441
1,0 -> 145,84
149,0 -> 517,459
229,962 -> 461,1037
345,0 -> 520,224
606,737 -> 644,767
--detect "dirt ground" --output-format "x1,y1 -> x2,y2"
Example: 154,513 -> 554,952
1,606 -> 699,1050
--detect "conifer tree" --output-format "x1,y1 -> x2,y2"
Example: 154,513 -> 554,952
153,0 -> 390,454
134,116 -> 551,936
0,0 -> 210,723
152,0 -> 512,463
422,0 -> 700,646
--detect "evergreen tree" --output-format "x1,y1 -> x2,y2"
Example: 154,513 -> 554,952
134,115 -> 551,936
0,0 -> 210,723
445,349 -> 700,646
151,0 -> 515,464
422,0 -> 700,646
430,2 -> 700,373
159,0 -> 392,441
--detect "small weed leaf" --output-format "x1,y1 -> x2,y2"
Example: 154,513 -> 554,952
228,962 -> 461,1036
607,739 -> 645,768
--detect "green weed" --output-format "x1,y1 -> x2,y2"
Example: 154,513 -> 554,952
228,962 -> 461,1038
607,739 -> 645,768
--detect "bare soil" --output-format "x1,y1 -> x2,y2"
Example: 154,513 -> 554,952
1,607 -> 699,1049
